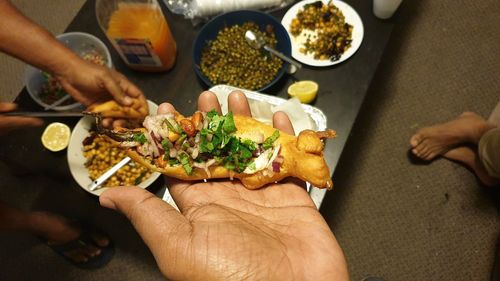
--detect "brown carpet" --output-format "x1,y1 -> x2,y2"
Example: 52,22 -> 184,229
0,0 -> 499,280
321,0 -> 500,280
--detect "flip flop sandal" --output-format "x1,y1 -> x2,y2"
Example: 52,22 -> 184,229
40,225 -> 115,270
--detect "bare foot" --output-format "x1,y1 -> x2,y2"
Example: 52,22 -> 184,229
410,112 -> 496,161
29,212 -> 109,263
444,146 -> 500,187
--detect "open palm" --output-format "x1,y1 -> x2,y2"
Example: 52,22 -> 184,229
100,91 -> 348,280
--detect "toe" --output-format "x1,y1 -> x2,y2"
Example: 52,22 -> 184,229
91,232 -> 110,248
410,133 -> 422,147
64,250 -> 89,263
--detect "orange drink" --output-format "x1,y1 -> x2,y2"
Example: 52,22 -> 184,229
97,1 -> 177,72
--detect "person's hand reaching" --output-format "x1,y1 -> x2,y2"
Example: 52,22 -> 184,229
0,102 -> 42,135
99,91 -> 349,281
55,58 -> 148,128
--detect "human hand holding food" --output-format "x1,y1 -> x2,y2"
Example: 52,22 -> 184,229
0,102 -> 43,135
99,91 -> 348,281
0,0 -> 147,124
99,91 -> 335,188
57,59 -> 148,118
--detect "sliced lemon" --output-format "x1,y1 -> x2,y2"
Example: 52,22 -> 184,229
287,80 -> 319,104
41,122 -> 71,152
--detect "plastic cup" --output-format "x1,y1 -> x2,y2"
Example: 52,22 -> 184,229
373,0 -> 403,19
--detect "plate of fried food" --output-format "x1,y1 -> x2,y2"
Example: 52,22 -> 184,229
281,0 -> 364,67
67,100 -> 161,196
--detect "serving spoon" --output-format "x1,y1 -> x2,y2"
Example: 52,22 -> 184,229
245,30 -> 302,74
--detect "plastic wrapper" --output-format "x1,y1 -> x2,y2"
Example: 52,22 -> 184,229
163,0 -> 295,20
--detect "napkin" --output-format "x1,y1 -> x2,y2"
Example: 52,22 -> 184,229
215,88 -> 315,133
192,0 -> 284,17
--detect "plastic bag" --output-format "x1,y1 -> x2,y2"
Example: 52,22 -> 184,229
164,0 -> 294,20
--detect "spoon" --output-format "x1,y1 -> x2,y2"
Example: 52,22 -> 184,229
245,30 -> 302,74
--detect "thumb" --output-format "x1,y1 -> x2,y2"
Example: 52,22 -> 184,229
100,186 -> 191,263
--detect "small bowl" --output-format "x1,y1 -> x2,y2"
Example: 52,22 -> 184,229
192,10 -> 292,92
24,32 -> 112,111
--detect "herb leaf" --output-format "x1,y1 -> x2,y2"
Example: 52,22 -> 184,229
222,112 -> 236,134
179,153 -> 193,175
134,133 -> 147,144
263,130 -> 280,150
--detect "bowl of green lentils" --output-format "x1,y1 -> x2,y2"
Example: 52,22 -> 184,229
193,10 -> 292,92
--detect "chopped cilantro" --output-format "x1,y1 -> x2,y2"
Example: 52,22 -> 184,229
168,159 -> 180,166
161,139 -> 170,155
177,133 -> 187,144
207,109 -> 218,118
247,161 -> 256,171
222,112 -> 236,133
179,153 -> 193,175
134,133 -> 147,144
164,119 -> 180,134
263,130 -> 280,150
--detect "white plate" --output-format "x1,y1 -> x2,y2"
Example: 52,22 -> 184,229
281,0 -> 364,67
67,100 -> 161,196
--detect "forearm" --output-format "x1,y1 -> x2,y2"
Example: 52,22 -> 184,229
0,0 -> 80,75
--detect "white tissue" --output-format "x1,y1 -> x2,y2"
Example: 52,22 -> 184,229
192,0 -> 284,17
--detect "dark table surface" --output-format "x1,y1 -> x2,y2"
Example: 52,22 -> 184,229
8,0 -> 394,208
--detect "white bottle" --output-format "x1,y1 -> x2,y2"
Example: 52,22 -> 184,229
373,0 -> 403,19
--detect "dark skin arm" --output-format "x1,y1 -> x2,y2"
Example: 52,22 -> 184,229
0,0 -> 146,113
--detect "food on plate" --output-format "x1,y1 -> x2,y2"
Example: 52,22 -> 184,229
41,122 -> 71,152
83,132 -> 153,187
87,97 -> 149,119
290,1 -> 353,61
39,51 -> 107,106
100,109 -> 336,189
200,22 -> 283,91
287,80 -> 319,104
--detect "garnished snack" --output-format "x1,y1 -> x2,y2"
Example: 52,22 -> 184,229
99,110 -> 336,189
200,22 -> 283,91
290,1 -> 353,61
87,97 -> 148,119
83,132 -> 152,187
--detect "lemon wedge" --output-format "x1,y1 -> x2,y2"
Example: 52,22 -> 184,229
287,81 -> 319,104
41,122 -> 71,152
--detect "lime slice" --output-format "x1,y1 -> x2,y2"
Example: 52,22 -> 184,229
41,122 -> 71,152
287,81 -> 319,104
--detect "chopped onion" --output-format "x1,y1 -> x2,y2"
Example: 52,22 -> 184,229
195,133 -> 201,144
203,117 -> 209,129
272,162 -> 280,172
206,133 -> 213,142
191,147 -> 199,159
169,148 -> 178,158
120,141 -> 140,147
274,156 -> 284,164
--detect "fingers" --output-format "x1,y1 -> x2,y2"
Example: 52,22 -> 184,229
102,71 -> 133,106
0,102 -> 17,112
0,116 -> 43,134
99,186 -> 191,261
198,91 -> 221,113
273,111 -> 295,135
227,90 -> 251,117
113,71 -> 142,98
158,103 -> 176,115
